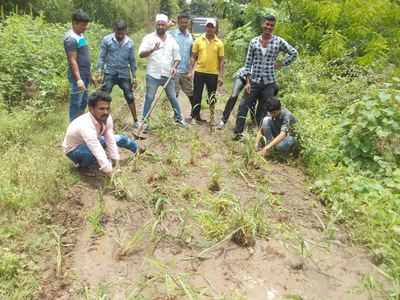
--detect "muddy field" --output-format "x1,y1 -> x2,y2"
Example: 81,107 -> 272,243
39,95 -> 387,300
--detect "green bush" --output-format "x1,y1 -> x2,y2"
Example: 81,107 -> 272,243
278,56 -> 400,289
340,84 -> 400,175
0,15 -> 108,112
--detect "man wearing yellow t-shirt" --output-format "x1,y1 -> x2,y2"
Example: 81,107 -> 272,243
189,18 -> 224,123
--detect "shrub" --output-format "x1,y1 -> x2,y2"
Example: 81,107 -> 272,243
0,15 -> 108,112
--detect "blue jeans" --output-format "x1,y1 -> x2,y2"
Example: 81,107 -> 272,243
102,74 -> 134,104
66,135 -> 138,168
262,117 -> 296,153
68,72 -> 90,122
142,75 -> 182,121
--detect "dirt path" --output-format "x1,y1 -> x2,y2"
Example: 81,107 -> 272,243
41,92 -> 388,299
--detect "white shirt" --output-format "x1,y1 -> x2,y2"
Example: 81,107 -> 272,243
63,112 -> 119,173
138,32 -> 181,79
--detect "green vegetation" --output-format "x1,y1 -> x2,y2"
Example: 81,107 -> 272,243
0,15 -> 107,298
222,0 -> 400,290
1,0 -> 400,298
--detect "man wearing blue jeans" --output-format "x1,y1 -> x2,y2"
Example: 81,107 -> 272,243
97,20 -> 138,127
255,97 -> 297,157
138,13 -> 186,132
64,9 -> 92,122
63,91 -> 139,177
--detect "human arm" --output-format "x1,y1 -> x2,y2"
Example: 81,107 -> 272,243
65,37 -> 85,90
81,124 -> 114,175
255,128 -> 265,151
96,37 -> 107,75
278,37 -> 298,68
243,41 -> 254,94
138,36 -> 160,58
103,115 -> 120,163
129,41 -> 137,87
188,39 -> 199,79
259,131 -> 287,156
218,42 -> 224,86
170,39 -> 181,77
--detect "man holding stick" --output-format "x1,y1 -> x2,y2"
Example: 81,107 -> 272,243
138,13 -> 186,133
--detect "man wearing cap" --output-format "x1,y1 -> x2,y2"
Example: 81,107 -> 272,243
138,13 -> 186,131
97,20 -> 138,128
233,15 -> 297,140
190,18 -> 224,123
169,12 -> 194,113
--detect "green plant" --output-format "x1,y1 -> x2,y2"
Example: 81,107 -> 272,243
87,191 -> 106,236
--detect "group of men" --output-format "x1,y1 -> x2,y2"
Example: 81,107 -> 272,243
62,9 -> 299,176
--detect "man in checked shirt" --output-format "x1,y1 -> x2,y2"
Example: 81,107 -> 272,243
233,14 -> 298,140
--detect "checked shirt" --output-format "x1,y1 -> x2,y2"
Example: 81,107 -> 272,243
244,35 -> 297,84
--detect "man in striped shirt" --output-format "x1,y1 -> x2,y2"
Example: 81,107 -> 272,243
233,15 -> 298,140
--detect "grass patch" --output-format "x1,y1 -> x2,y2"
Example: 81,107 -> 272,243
195,194 -> 269,247
0,104 -> 77,298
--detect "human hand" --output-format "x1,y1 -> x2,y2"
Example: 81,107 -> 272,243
275,63 -> 283,70
131,78 -> 137,90
171,67 -> 177,78
77,79 -> 86,91
218,77 -> 224,87
187,71 -> 194,81
152,42 -> 161,53
245,83 -> 251,94
259,146 -> 272,157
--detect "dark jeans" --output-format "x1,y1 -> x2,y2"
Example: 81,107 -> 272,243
192,71 -> 218,118
222,77 -> 246,123
234,81 -> 278,134
102,74 -> 134,104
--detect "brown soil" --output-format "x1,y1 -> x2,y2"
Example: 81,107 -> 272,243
39,93 -> 389,299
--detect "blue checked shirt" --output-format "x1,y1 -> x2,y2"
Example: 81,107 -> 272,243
169,29 -> 193,74
244,35 -> 297,84
97,33 -> 136,79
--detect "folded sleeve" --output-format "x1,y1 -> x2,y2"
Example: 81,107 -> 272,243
103,116 -> 120,161
81,123 -> 113,173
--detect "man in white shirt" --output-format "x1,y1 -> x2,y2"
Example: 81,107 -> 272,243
138,13 -> 186,131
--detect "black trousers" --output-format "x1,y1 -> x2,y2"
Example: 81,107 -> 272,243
192,71 -> 218,118
234,81 -> 278,134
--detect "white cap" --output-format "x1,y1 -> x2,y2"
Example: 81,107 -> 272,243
205,18 -> 216,27
156,13 -> 169,24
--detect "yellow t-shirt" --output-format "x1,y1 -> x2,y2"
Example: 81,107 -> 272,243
193,34 -> 224,75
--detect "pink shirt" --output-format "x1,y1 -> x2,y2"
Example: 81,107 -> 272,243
63,112 -> 120,173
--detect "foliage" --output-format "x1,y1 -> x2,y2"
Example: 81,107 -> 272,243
340,83 -> 400,175
278,55 -> 400,288
0,15 -> 107,112
276,0 -> 400,65
196,194 -> 269,242
224,0 -> 400,68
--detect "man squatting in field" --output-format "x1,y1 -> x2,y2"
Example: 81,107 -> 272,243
63,91 -> 139,177
256,97 -> 298,156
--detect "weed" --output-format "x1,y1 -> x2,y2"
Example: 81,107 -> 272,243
195,194 -> 269,247
208,164 -> 222,192
87,190 -> 107,236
